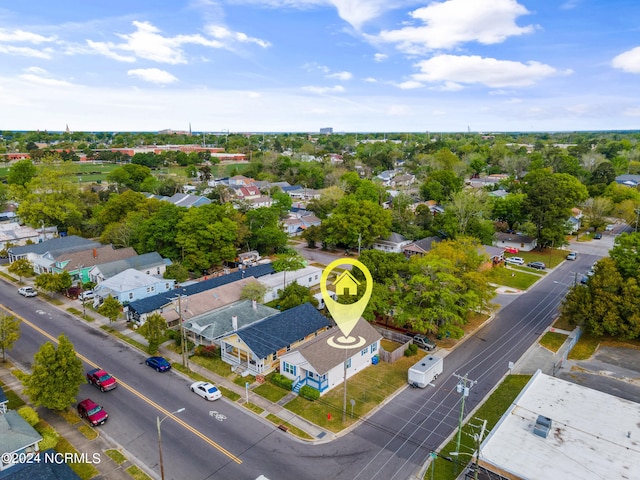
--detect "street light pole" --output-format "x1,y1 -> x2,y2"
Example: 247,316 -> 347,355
157,408 -> 185,480
453,373 -> 477,475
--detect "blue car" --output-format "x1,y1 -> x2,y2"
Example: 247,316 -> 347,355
146,356 -> 171,372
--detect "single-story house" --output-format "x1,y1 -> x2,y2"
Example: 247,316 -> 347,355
89,252 -> 171,284
219,302 -> 331,375
125,264 -> 275,325
480,245 -> 505,269
566,207 -> 583,234
494,232 -> 537,252
183,300 -> 279,346
0,410 -> 42,472
614,174 -> 640,187
7,235 -> 100,265
402,236 -> 442,258
279,318 -> 382,396
0,223 -> 58,251
165,193 -> 211,208
372,233 -> 412,254
93,269 -> 175,306
258,266 -> 322,302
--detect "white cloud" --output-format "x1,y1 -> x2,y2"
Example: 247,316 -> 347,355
18,69 -> 73,87
412,54 -> 560,88
374,53 -> 388,62
364,77 -> 377,83
0,44 -> 53,59
371,0 -> 536,53
612,46 -> 640,73
301,85 -> 345,94
128,68 -> 178,84
0,28 -> 56,44
87,20 -> 269,64
396,80 -> 423,89
327,71 -> 352,80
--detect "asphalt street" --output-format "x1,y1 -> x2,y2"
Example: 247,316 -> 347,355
1,235 -> 618,480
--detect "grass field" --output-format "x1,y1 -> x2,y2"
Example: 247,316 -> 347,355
539,331 -> 568,352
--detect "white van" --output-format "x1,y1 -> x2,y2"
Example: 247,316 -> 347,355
313,291 -> 337,310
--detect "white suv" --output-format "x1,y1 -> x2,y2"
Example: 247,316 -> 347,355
18,287 -> 37,297
505,257 -> 525,265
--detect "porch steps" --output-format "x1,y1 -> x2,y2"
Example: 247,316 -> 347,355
292,381 -> 302,393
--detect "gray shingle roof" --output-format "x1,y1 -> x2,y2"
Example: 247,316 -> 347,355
235,303 -> 331,359
8,235 -> 99,257
285,318 -> 382,375
94,252 -> 168,279
0,411 -> 42,455
127,264 -> 274,315
0,449 -> 80,480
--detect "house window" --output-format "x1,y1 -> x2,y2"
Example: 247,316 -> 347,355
361,348 -> 368,356
286,345 -> 291,352
370,343 -> 378,353
272,352 -> 277,361
165,283 -> 169,289
345,358 -> 351,369
128,293 -> 134,300
146,270 -> 150,275
283,362 -> 296,376
157,268 -> 161,274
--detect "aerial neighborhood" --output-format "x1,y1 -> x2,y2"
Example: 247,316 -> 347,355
0,129 -> 640,480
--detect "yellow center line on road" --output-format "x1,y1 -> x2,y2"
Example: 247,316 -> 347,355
3,305 -> 242,465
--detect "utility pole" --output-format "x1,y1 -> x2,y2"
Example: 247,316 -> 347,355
635,207 -> 640,232
453,372 -> 477,475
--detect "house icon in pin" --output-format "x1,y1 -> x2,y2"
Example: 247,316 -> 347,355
332,271 -> 361,296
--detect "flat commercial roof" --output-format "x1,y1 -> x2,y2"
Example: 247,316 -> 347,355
479,370 -> 640,480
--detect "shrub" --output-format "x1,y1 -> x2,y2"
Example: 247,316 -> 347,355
270,373 -> 293,390
404,344 -> 418,357
39,429 -> 60,451
299,385 -> 320,401
18,406 -> 39,426
195,345 -> 219,358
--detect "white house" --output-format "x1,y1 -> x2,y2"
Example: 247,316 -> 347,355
494,232 -> 537,252
279,318 -> 382,396
372,232 -> 412,253
94,268 -> 175,305
258,266 -> 322,302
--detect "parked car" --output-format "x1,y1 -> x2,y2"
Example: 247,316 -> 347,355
527,261 -> 546,270
17,286 -> 37,297
593,232 -> 602,239
86,368 -> 117,392
413,335 -> 437,351
78,290 -> 95,301
580,275 -> 589,284
190,381 -> 222,401
505,257 -> 525,266
77,398 -> 108,426
566,252 -> 577,261
504,247 -> 519,254
146,356 -> 171,372
605,224 -> 615,231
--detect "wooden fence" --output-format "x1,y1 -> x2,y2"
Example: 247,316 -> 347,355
375,326 -> 412,363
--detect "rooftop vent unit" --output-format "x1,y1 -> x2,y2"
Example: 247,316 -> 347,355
533,415 -> 552,439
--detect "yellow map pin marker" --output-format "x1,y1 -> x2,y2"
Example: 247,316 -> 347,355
321,259 -> 373,349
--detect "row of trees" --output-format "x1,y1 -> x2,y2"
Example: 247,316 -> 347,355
560,232 -> 640,339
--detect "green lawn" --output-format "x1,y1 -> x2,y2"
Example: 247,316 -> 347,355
429,375 -> 531,480
285,351 -> 426,432
189,354 -> 234,377
568,334 -> 600,360
539,332 -> 568,352
486,266 -> 540,290
253,382 -> 290,403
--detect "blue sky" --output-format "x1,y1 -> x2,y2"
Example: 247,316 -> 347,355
1,0 -> 639,133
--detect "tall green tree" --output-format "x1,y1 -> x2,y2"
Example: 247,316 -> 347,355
142,313 -> 167,354
8,258 -> 34,282
175,203 -> 245,272
610,232 -> 640,281
491,193 -> 527,231
98,296 -> 122,323
272,249 -> 306,291
321,196 -> 392,249
0,314 -> 20,362
24,335 -> 84,411
276,281 -> 317,311
7,159 -> 36,187
34,272 -> 72,296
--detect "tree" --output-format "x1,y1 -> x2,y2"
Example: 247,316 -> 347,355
142,313 -> 167,354
34,272 -> 71,296
98,296 -> 122,323
107,164 -> 153,191
7,159 -> 36,187
23,334 -> 84,410
321,196 -> 392,249
0,314 -> 20,362
8,258 -> 34,282
582,197 -> 613,232
446,190 -> 488,236
164,262 -> 189,283
272,249 -> 306,290
420,170 -> 464,202
610,232 -> 640,281
276,281 -> 317,311
240,282 -> 267,303
491,193 -> 527,231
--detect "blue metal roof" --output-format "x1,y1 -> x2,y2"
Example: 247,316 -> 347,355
127,263 -> 274,315
235,302 -> 330,359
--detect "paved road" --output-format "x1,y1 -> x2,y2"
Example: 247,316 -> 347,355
2,245 -> 610,480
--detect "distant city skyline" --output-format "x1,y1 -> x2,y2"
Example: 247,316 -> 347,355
1,1 -> 639,133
